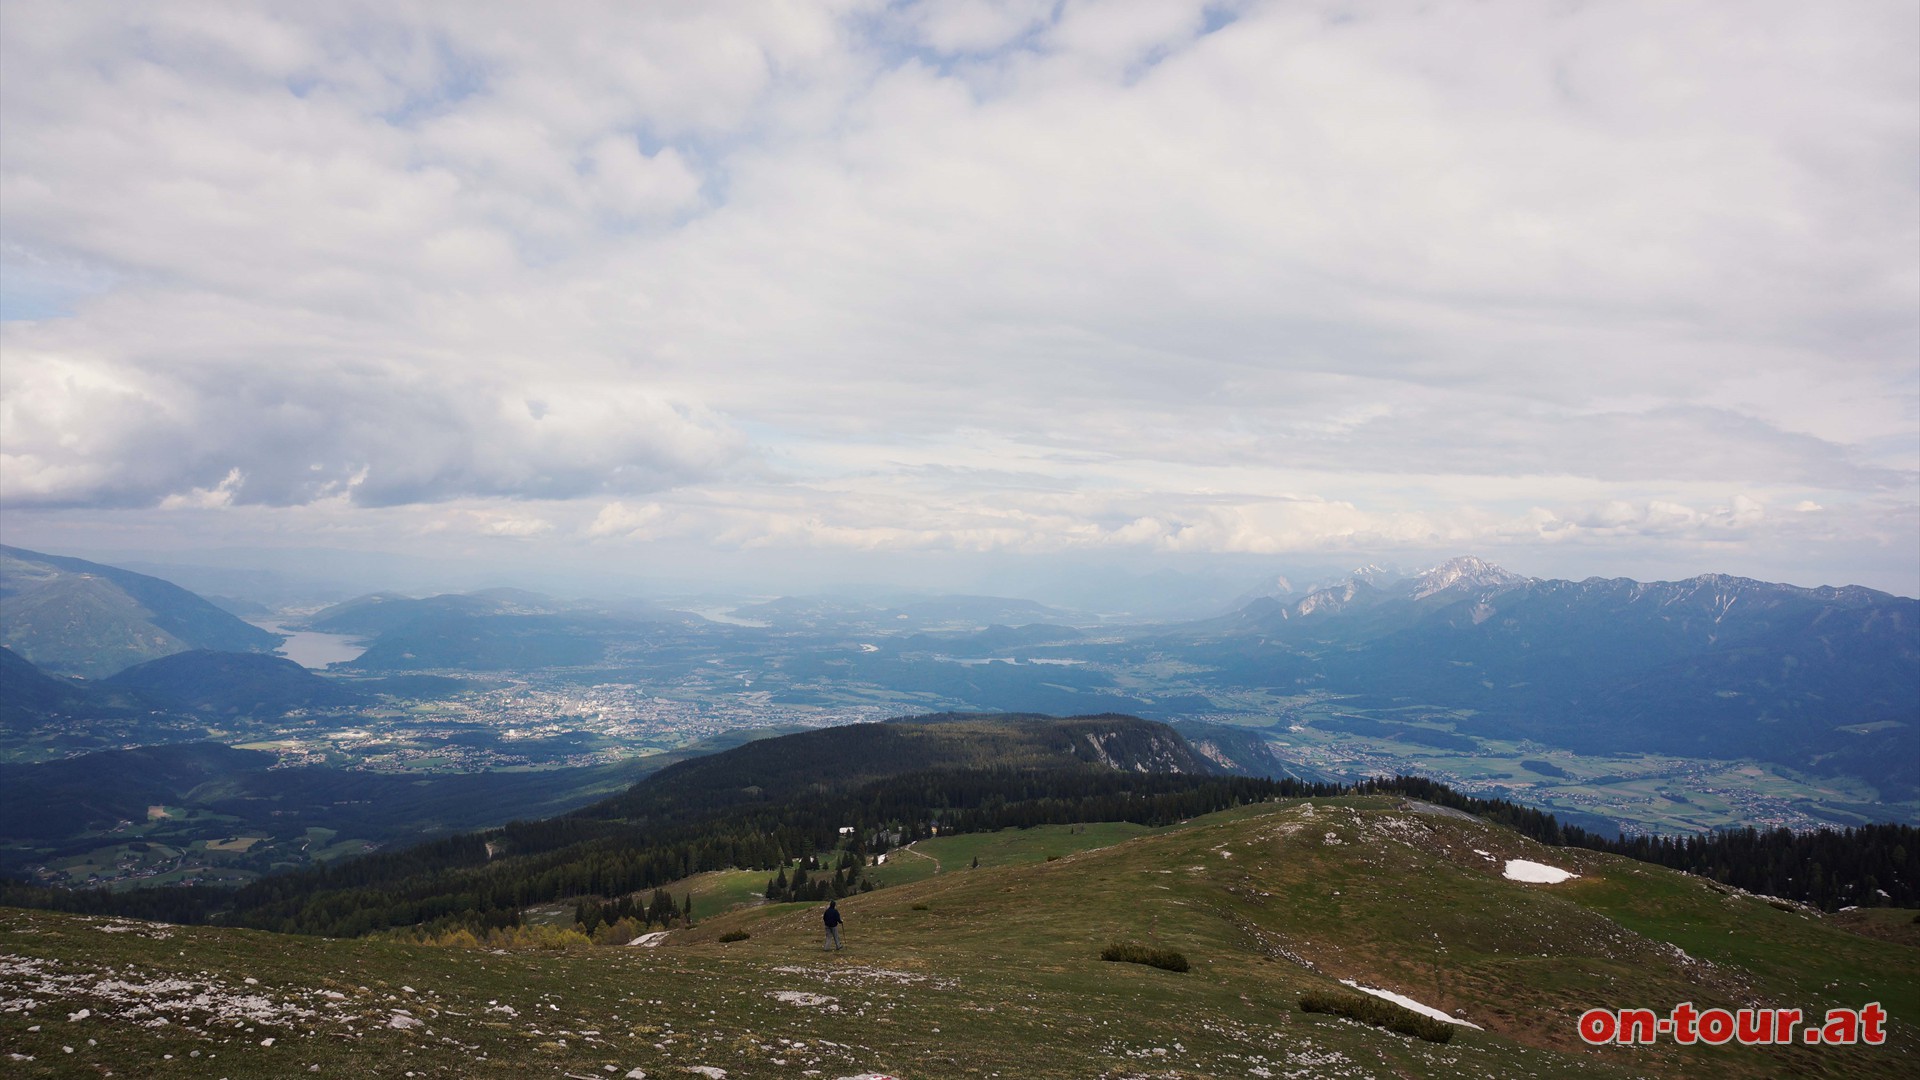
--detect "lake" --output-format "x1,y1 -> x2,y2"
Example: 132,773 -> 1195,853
249,621 -> 368,669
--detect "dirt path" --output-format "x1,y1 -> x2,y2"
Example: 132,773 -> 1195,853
899,843 -> 941,874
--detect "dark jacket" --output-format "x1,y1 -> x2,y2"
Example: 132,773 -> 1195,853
823,904 -> 842,928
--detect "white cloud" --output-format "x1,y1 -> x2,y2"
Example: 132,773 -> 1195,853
908,0 -> 1058,54
473,512 -> 555,538
0,1 -> 1913,592
159,467 -> 247,511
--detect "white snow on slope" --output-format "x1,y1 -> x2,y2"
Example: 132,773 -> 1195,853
1338,980 -> 1482,1029
1504,859 -> 1578,884
769,991 -> 837,1007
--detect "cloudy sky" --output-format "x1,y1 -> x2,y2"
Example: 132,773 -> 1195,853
2,0 -> 1916,598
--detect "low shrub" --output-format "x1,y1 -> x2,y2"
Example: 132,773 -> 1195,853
717,930 -> 750,943
910,903 -> 930,911
1298,991 -> 1454,1044
1099,941 -> 1189,973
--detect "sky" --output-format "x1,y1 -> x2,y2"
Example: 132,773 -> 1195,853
2,0 -> 1916,601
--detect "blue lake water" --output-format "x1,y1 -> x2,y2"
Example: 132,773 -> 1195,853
249,622 -> 368,669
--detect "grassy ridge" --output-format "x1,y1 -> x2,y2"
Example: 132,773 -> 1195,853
4,797 -> 1914,1078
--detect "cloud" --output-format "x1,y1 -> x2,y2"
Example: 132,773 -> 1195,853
159,467 -> 246,511
569,480 -> 1828,564
0,338 -> 749,507
0,1 -> 1913,591
906,0 -> 1058,55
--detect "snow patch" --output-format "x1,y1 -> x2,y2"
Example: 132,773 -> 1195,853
769,991 -> 837,1008
92,921 -> 172,940
0,954 -> 329,1028
629,932 -> 670,947
1338,980 -> 1482,1029
1504,859 -> 1578,884
772,965 -> 956,990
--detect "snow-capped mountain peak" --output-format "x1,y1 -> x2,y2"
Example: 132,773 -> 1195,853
1409,556 -> 1530,600
1347,564 -> 1396,587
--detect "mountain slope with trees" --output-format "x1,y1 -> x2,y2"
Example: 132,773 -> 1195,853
1180,557 -> 1920,795
0,546 -> 281,677
102,650 -> 370,716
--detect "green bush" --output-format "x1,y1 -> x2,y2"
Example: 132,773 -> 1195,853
911,903 -> 930,911
717,930 -> 750,943
1298,991 -> 1454,1044
1099,941 -> 1189,973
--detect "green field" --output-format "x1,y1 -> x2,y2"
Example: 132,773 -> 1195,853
3,797 -> 1913,1078
867,821 -> 1170,887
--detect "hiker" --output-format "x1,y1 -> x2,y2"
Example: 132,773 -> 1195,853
823,899 -> 843,951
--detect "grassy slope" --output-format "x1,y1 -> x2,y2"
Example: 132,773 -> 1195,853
3,798 -> 1915,1078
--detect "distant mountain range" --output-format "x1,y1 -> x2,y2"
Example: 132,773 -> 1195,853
1185,555 -> 1919,796
729,592 -> 1075,630
2,546 -> 1912,802
299,588 -> 564,637
294,588 -> 701,672
0,546 -> 280,678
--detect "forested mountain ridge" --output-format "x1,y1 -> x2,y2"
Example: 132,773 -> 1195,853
0,545 -> 281,677
299,589 -> 562,636
584,711 -> 1216,822
302,590 -> 702,673
1186,557 -> 1920,794
0,645 -> 104,724
102,650 -> 370,716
